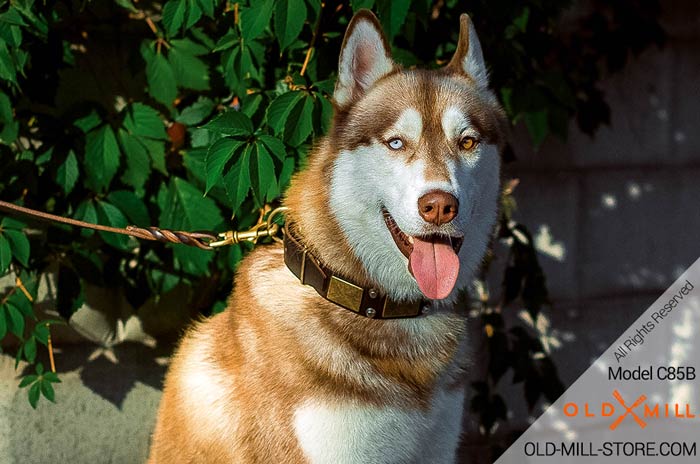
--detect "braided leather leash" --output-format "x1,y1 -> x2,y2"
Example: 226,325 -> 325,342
0,199 -> 219,250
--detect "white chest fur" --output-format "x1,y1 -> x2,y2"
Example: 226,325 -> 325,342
293,387 -> 465,464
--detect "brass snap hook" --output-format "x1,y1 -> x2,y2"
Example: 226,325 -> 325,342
209,206 -> 289,248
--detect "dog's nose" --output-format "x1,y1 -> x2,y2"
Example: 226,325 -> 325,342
417,190 -> 459,225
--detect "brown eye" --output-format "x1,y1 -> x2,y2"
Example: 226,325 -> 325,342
459,136 -> 478,151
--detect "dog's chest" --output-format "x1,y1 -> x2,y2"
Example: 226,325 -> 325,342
292,387 -> 465,464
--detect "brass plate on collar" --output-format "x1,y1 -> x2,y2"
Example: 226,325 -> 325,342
382,299 -> 421,318
327,276 -> 363,312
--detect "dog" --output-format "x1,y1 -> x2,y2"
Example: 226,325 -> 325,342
148,9 -> 506,464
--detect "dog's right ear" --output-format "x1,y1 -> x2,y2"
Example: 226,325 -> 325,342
334,10 -> 394,107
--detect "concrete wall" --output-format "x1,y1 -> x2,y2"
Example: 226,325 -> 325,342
1,3 -> 699,463
499,1 -> 700,389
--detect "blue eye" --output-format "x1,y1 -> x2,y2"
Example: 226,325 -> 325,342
387,138 -> 404,150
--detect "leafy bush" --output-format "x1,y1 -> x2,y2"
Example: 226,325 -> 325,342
0,0 -> 662,439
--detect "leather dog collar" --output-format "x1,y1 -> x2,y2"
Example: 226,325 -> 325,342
283,229 -> 427,319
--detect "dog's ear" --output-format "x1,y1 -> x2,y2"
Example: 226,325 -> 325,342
446,14 -> 488,88
334,9 -> 394,107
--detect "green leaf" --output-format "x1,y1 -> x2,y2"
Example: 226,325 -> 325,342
274,0 -> 307,51
35,148 -> 53,166
173,246 -> 213,275
19,375 -> 37,388
84,125 -> 121,191
73,111 -> 102,133
107,191 -> 150,226
351,0 -> 375,12
28,381 -> 40,408
0,235 -> 11,273
43,372 -> 61,383
0,7 -> 28,26
33,324 -> 49,345
513,7 -> 530,33
114,0 -> 138,12
6,302 -> 25,337
56,150 -> 79,194
162,0 -> 187,36
278,156 -> 296,192
143,46 -> 177,106
223,145 -> 252,213
170,38 -> 209,56
378,0 -> 411,41
5,230 -> 29,267
119,130 -> 151,193
184,1 -> 203,29
159,177 -> 224,231
169,46 -> 210,91
1,217 -> 25,230
7,285 -> 33,318
249,142 -> 276,204
500,87 -> 514,117
176,97 -> 215,125
0,90 -> 18,144
196,0 -> 215,18
12,2 -> 48,37
95,201 -> 131,250
0,307 -> 6,339
259,135 -> 287,161
23,336 -> 36,363
266,91 -> 303,135
189,127 -> 212,148
202,110 -> 253,136
74,200 -> 97,237
40,380 -> 56,402
0,41 -> 18,85
213,29 -> 238,52
523,110 -> 549,150
240,0 -> 274,40
241,93 -> 263,118
205,138 -> 245,193
123,103 -> 168,140
284,94 -> 315,146
141,137 -> 167,174
316,94 -> 333,134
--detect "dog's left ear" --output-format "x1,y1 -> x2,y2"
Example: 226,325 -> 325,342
446,14 -> 489,88
334,9 -> 394,107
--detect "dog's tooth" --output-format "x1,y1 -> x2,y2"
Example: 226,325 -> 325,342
408,236 -> 414,244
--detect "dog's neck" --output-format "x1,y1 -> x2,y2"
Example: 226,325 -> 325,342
283,139 -> 375,290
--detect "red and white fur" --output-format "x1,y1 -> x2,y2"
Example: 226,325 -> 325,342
148,10 -> 506,464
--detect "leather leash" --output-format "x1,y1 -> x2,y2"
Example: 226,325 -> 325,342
1,199 -> 427,319
0,199 -> 218,250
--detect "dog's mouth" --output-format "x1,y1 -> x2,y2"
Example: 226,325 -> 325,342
382,208 -> 464,300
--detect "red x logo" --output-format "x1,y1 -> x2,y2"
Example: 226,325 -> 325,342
609,389 -> 647,430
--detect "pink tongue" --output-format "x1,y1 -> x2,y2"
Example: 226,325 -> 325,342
408,237 -> 460,300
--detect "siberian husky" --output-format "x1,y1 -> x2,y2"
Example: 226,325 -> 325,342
149,9 -> 506,464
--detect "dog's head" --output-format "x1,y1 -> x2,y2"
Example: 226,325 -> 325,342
327,10 -> 506,304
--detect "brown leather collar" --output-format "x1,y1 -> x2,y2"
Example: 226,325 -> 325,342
283,229 -> 427,319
